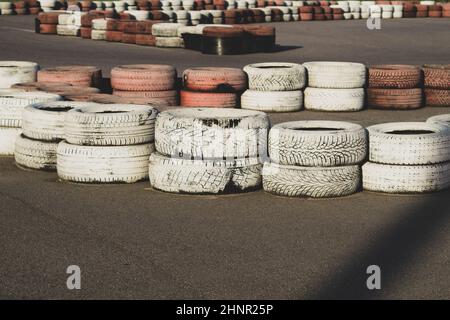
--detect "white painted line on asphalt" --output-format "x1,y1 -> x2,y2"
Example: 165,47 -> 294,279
0,26 -> 34,33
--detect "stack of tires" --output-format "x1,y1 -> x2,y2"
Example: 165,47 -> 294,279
367,64 -> 422,110
149,108 -> 269,194
180,67 -> 246,108
241,62 -> 305,113
423,64 -> 450,107
0,90 -> 61,156
91,18 -> 109,40
105,17 -> 124,42
39,0 -> 56,11
37,12 -> 63,34
362,122 -> 450,193
201,26 -> 244,55
263,120 -> 367,198
304,61 -> 366,112
380,4 -> 393,19
38,65 -> 102,88
392,4 -> 402,18
14,101 -> 83,170
135,20 -> 162,46
121,20 -> 138,44
0,61 -> 39,89
428,4 -> 442,17
152,23 -> 184,48
0,2 -> 13,15
57,103 -> 157,183
111,64 -> 178,106
415,4 -> 428,17
80,10 -> 115,39
57,12 -> 84,36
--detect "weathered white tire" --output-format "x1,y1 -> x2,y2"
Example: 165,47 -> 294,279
92,18 -> 108,30
58,14 -> 77,25
57,25 -> 80,36
125,10 -> 150,20
0,127 -> 21,156
241,90 -> 303,112
155,108 -> 269,159
155,37 -> 184,48
269,120 -> 367,166
427,114 -> 450,127
0,92 -> 62,127
367,122 -> 450,165
0,2 -> 12,9
0,61 -> 39,89
362,162 -> 450,193
57,141 -> 154,183
303,61 -> 366,89
263,163 -> 361,198
91,29 -> 106,40
243,62 -> 306,91
14,135 -> 58,170
304,87 -> 365,112
22,101 -> 95,142
65,104 -> 158,146
149,152 -> 262,194
152,23 -> 184,37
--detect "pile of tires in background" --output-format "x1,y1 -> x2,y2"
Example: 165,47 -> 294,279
0,60 -> 450,198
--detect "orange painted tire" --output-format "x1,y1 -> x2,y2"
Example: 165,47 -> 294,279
38,12 -> 61,24
38,66 -> 102,87
80,27 -> 92,39
443,11 -> 450,18
136,20 -> 163,34
180,90 -> 237,108
111,64 -> 177,91
423,64 -> 450,89
106,19 -> 120,31
183,67 -> 247,92
39,23 -> 57,34
135,34 -> 156,46
300,13 -> 314,21
122,33 -> 136,44
416,11 -> 428,17
424,89 -> 450,107
299,6 -> 313,13
428,10 -> 442,18
113,90 -> 178,105
368,65 -> 422,89
367,88 -> 423,110
105,30 -> 123,42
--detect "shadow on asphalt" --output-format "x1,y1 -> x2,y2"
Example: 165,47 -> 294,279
307,189 -> 450,299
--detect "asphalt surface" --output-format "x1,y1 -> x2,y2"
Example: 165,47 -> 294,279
1,15 -> 450,299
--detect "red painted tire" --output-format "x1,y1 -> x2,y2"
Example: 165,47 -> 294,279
38,66 -> 102,87
300,7 -> 313,13
136,20 -> 163,34
38,12 -> 61,24
423,64 -> 450,89
203,27 -> 244,38
80,27 -> 92,39
424,89 -> 450,107
367,88 -> 423,110
300,13 -> 314,21
333,13 -> 344,20
122,33 -> 136,44
39,23 -> 57,34
113,90 -> 178,105
183,67 -> 247,92
111,64 -> 177,91
368,65 -> 422,89
180,90 -> 237,108
11,81 -> 73,91
105,30 -> 123,42
416,11 -> 428,17
428,10 -> 442,18
135,34 -> 156,46
29,7 -> 41,14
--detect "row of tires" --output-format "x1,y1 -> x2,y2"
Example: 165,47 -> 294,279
2,100 -> 450,196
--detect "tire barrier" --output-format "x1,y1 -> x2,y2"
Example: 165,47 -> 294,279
362,122 -> 450,193
241,62 -> 305,112
149,108 -> 268,194
304,61 -> 366,112
263,120 -> 367,198
180,67 -> 246,108
0,61 -> 39,89
423,64 -> 450,107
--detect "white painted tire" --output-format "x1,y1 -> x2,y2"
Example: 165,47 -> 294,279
0,2 -> 12,9
0,92 -> 62,127
0,61 -> 39,89
125,10 -> 150,20
263,163 -> 361,198
92,18 -> 108,30
243,62 -> 306,91
303,61 -> 366,89
0,127 -> 21,156
22,101 -> 95,142
393,11 -> 402,18
14,135 -> 58,170
155,37 -> 184,48
152,23 -> 184,37
241,90 -> 303,113
367,122 -> 450,165
149,152 -> 262,194
57,141 -> 154,183
155,108 -> 269,159
427,114 -> 450,127
362,161 -> 450,193
304,87 -> 365,112
269,120 -> 367,166
38,0 -> 56,7
65,104 -> 158,146
91,29 -> 106,40
57,25 -> 80,36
